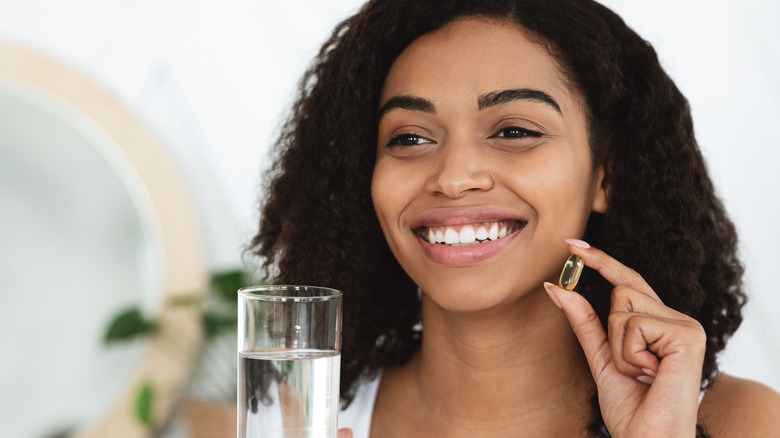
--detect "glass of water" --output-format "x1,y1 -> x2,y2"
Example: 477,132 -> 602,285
238,285 -> 342,438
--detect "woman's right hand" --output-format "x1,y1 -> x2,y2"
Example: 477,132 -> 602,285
338,428 -> 353,438
545,240 -> 705,437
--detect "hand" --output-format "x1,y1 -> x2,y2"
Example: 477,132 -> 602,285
544,239 -> 706,438
338,428 -> 354,438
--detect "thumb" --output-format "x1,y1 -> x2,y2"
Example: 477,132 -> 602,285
338,428 -> 354,438
544,282 -> 611,381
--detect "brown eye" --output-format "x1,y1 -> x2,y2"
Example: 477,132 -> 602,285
493,126 -> 543,139
387,133 -> 433,147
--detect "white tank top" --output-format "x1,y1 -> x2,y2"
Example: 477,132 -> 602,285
338,375 -> 382,438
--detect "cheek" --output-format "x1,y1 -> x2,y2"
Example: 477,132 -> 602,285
503,151 -> 597,227
370,164 -> 390,229
371,159 -> 415,234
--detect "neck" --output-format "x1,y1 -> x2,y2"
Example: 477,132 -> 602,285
407,286 -> 593,434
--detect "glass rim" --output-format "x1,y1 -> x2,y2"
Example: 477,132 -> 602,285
237,284 -> 342,301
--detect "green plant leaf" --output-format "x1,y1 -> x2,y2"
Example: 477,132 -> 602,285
134,381 -> 155,427
212,270 -> 246,296
103,307 -> 157,345
210,269 -> 251,302
203,311 -> 238,339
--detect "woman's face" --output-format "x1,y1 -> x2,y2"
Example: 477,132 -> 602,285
372,17 -> 607,313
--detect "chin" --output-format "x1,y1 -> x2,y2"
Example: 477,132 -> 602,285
417,275 -> 532,314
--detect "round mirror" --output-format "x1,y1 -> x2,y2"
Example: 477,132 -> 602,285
0,42 -> 207,438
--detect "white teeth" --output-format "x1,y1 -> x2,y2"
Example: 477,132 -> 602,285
423,221 -> 520,245
459,226 -> 476,244
444,228 -> 460,245
488,223 -> 499,240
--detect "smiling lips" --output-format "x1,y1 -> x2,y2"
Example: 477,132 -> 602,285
415,220 -> 525,247
409,208 -> 527,266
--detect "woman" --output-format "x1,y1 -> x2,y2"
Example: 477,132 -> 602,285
251,0 -> 780,436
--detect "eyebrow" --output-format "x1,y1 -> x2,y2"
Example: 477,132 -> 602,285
377,88 -> 562,120
377,95 -> 436,120
478,89 -> 561,114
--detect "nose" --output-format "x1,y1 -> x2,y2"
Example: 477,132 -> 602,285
425,139 -> 494,198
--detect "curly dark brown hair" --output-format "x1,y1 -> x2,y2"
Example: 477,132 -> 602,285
250,0 -> 746,436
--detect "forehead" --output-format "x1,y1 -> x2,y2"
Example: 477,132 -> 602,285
381,17 -> 579,109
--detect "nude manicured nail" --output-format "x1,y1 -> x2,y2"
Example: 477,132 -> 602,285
565,238 -> 590,249
543,282 -> 562,309
636,375 -> 655,385
641,368 -> 657,377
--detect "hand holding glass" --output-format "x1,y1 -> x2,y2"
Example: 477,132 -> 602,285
238,286 -> 342,438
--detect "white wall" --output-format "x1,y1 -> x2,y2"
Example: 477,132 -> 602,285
1,0 -> 776,395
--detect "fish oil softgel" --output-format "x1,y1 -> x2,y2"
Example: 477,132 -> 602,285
559,254 -> 583,290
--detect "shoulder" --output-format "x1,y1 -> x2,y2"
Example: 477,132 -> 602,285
698,373 -> 780,436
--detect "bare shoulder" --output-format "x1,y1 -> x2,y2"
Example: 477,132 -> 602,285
698,373 -> 780,436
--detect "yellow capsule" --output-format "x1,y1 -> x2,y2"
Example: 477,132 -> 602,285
559,254 -> 583,290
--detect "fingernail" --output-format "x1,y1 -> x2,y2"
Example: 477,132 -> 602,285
641,368 -> 657,377
565,238 -> 591,249
543,282 -> 562,309
636,375 -> 655,385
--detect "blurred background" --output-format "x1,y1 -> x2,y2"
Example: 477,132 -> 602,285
0,0 -> 777,437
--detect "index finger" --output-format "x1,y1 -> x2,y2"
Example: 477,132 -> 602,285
565,239 -> 660,301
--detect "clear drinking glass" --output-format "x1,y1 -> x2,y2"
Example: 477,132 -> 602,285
238,285 -> 342,438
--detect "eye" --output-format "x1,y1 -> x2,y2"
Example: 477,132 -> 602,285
386,133 -> 433,147
492,126 -> 544,139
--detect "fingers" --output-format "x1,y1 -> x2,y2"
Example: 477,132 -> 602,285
544,281 -> 612,382
614,311 -> 705,384
546,282 -> 704,388
565,239 -> 659,301
607,311 -> 661,378
550,239 -> 706,384
338,428 -> 354,438
609,284 -> 686,325
608,289 -> 692,378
